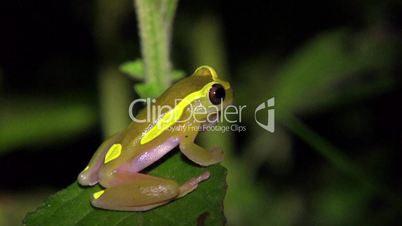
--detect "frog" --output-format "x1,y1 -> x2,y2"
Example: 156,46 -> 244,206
78,66 -> 233,211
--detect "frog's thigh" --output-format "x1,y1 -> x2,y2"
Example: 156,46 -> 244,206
78,131 -> 123,186
91,173 -> 180,211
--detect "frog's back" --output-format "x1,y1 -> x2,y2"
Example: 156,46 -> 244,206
120,75 -> 212,152
103,75 -> 213,170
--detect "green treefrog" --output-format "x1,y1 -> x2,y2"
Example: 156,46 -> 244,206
78,66 -> 233,211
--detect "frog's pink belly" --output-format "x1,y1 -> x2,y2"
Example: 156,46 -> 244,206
119,137 -> 180,173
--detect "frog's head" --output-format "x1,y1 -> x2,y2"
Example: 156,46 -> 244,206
190,65 -> 233,113
140,66 -> 233,144
172,65 -> 233,127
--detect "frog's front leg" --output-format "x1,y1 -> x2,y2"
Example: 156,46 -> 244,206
179,129 -> 224,166
91,171 -> 210,211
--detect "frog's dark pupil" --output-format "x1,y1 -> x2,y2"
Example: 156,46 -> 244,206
209,84 -> 225,105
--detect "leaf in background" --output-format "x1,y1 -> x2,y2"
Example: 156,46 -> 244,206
119,59 -> 144,80
272,30 -> 397,115
0,190 -> 53,226
311,166 -> 373,225
0,98 -> 96,155
134,83 -> 162,99
172,69 -> 186,81
24,153 -> 227,226
99,67 -> 132,137
119,59 -> 185,82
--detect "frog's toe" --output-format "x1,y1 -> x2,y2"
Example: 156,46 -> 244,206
209,148 -> 224,162
178,171 -> 210,198
78,166 -> 99,186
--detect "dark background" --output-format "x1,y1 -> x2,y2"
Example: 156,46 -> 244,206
0,0 -> 401,225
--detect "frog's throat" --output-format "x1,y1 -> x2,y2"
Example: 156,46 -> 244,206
140,79 -> 230,145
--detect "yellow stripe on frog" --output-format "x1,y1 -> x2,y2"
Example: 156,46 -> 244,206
140,79 -> 229,145
93,190 -> 105,200
104,144 -> 122,164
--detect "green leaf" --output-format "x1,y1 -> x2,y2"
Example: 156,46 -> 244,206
134,83 -> 163,98
272,30 -> 396,114
0,98 -> 96,154
172,70 -> 186,81
131,69 -> 185,99
24,153 -> 227,226
119,59 -> 144,80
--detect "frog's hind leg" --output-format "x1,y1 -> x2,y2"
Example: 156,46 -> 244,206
78,131 -> 124,186
91,171 -> 210,211
91,173 -> 178,211
178,171 -> 210,198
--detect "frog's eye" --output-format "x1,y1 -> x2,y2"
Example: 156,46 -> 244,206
209,84 -> 225,105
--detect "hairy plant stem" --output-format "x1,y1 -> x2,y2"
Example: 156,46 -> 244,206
134,0 -> 178,93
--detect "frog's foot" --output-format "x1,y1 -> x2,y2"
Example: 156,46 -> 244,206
179,128 -> 224,166
78,131 -> 123,186
180,138 -> 224,166
178,171 -> 210,198
91,171 -> 210,211
77,148 -> 108,186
